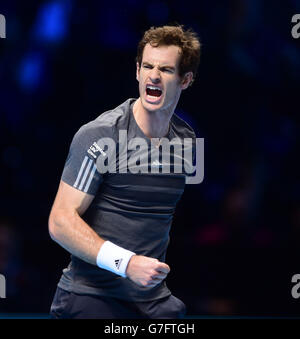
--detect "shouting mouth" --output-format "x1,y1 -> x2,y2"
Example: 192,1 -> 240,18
145,84 -> 163,103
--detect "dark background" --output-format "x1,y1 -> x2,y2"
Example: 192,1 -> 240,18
0,0 -> 299,317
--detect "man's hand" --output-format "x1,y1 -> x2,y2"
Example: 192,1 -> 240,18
126,255 -> 170,288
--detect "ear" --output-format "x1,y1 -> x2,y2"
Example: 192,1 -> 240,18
136,62 -> 140,82
181,72 -> 193,90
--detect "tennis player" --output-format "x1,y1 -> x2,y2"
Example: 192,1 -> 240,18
49,24 -> 200,319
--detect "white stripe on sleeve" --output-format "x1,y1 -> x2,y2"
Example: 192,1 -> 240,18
83,163 -> 97,193
78,159 -> 93,190
73,156 -> 89,188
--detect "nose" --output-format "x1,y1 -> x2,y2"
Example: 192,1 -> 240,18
149,67 -> 161,83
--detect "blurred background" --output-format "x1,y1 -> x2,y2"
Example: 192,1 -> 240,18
0,0 -> 299,317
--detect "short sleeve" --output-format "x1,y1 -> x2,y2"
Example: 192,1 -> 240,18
61,124 -> 104,195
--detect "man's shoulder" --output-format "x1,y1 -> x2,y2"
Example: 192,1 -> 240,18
171,112 -> 196,138
75,98 -> 134,140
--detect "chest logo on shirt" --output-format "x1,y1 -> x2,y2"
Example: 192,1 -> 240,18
87,142 -> 107,159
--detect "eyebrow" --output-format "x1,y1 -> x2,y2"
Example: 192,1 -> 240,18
142,62 -> 176,71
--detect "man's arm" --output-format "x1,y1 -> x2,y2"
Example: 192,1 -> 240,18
48,180 -> 103,265
48,180 -> 170,287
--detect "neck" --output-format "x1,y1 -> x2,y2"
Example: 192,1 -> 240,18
132,98 -> 173,138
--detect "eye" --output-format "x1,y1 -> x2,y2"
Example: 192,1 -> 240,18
162,68 -> 174,73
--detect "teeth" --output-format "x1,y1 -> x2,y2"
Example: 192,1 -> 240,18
147,85 -> 162,91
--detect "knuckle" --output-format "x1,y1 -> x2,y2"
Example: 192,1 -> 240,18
154,262 -> 160,269
148,274 -> 154,282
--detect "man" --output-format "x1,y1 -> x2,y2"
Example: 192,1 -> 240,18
49,24 -> 201,319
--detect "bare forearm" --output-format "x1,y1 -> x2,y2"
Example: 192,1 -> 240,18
49,210 -> 105,266
48,207 -> 171,287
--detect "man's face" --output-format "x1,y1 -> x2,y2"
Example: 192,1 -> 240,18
136,43 -> 192,114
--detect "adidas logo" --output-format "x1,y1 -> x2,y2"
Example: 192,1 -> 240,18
115,258 -> 123,270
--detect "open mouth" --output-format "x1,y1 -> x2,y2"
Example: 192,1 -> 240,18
146,85 -> 162,98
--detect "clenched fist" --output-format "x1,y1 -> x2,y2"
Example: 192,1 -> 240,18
126,255 -> 170,288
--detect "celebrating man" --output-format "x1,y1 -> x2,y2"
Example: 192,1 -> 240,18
49,24 -> 201,319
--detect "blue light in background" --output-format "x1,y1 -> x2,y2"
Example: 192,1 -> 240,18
33,0 -> 70,42
18,52 -> 44,91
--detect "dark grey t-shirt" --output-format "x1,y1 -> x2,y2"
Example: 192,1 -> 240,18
58,98 -> 196,301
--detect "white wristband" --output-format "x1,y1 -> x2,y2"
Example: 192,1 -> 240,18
96,241 -> 136,278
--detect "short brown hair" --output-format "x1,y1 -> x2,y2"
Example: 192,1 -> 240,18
136,24 -> 201,86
